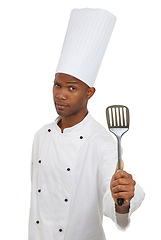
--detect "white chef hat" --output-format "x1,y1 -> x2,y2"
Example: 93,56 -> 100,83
56,8 -> 116,87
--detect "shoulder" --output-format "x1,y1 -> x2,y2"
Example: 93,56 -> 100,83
87,116 -> 117,166
88,114 -> 107,133
88,115 -> 116,148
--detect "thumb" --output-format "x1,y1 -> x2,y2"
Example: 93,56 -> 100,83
115,160 -> 124,172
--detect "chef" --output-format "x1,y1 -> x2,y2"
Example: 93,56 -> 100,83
28,8 -> 145,240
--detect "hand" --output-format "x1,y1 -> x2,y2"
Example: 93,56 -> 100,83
110,160 -> 136,212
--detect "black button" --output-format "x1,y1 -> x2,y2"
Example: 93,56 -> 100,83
64,198 -> 68,202
48,129 -> 51,132
59,228 -> 63,232
36,221 -> 39,224
80,136 -> 83,139
67,168 -> 70,171
38,189 -> 41,193
38,160 -> 41,163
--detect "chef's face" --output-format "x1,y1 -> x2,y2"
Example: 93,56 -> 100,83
53,73 -> 95,118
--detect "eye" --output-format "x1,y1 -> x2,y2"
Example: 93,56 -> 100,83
54,82 -> 61,88
69,86 -> 76,91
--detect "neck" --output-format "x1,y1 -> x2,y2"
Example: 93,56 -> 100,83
58,110 -> 88,133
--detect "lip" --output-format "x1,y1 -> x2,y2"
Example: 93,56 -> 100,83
55,102 -> 68,110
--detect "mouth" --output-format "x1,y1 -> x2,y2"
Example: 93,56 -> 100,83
55,102 -> 68,110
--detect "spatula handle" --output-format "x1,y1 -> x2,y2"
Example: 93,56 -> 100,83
117,137 -> 124,206
117,198 -> 124,206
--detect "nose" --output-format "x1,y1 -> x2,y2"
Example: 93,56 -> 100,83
55,88 -> 67,100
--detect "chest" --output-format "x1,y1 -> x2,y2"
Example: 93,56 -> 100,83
36,133 -> 100,191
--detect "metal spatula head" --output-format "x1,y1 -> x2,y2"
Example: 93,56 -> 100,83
106,105 -> 130,206
106,105 -> 130,137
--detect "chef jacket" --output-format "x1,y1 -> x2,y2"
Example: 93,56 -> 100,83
29,113 -> 145,240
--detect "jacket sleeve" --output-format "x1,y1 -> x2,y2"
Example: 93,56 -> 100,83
98,135 -> 145,230
28,135 -> 39,240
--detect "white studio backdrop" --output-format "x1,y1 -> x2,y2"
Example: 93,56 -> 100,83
0,0 -> 160,239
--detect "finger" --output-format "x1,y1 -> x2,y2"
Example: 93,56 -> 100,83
114,170 -> 132,180
112,184 -> 135,194
115,160 -> 124,172
111,178 -> 133,188
113,191 -> 135,201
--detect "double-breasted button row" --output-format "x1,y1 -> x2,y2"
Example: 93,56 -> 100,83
37,130 -> 73,233
48,128 -> 83,138
36,158 -> 42,226
38,160 -> 42,194
37,192 -> 68,201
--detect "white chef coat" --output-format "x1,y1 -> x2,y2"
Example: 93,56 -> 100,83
29,113 -> 145,240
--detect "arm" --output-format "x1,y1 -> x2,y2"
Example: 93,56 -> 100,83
110,161 -> 136,214
110,160 -> 137,214
103,160 -> 145,229
99,136 -> 145,228
115,202 -> 130,214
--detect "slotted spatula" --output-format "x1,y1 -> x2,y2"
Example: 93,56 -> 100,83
106,105 -> 130,206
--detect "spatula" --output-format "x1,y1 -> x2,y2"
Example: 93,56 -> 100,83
106,105 -> 130,206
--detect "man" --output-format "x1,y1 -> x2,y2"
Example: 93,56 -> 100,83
29,8 -> 145,240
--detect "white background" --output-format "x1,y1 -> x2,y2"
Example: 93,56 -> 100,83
0,0 -> 160,239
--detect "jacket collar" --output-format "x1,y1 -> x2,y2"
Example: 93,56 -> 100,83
53,113 -> 92,134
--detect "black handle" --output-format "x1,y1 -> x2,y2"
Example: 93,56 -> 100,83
117,198 -> 124,206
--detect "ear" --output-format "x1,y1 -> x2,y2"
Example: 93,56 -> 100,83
87,87 -> 96,100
